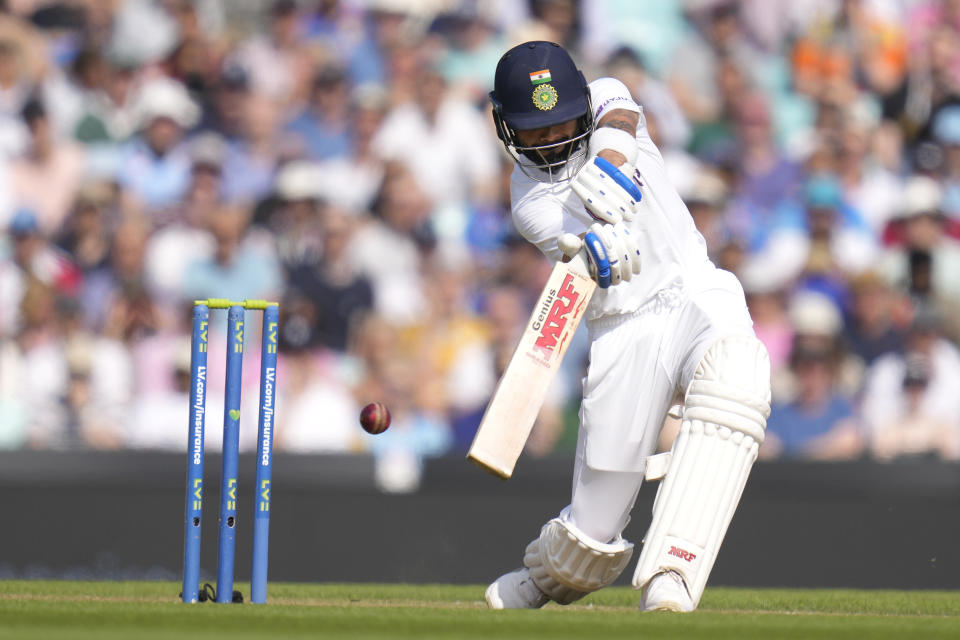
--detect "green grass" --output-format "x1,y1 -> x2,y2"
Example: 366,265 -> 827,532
1,581 -> 959,639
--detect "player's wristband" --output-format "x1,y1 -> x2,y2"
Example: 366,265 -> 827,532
583,230 -> 612,288
588,126 -> 638,166
593,157 -> 642,203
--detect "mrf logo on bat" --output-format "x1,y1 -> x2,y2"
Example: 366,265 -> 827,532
528,273 -> 585,365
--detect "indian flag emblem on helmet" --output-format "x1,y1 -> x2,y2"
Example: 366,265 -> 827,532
529,69 -> 552,85
532,83 -> 558,111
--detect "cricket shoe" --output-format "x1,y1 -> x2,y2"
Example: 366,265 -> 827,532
639,570 -> 694,612
485,568 -> 549,609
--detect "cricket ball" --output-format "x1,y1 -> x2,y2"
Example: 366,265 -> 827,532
359,402 -> 391,434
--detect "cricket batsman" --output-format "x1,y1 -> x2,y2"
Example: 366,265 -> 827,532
484,41 -> 771,612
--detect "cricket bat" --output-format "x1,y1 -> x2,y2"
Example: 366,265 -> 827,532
468,251 -> 596,479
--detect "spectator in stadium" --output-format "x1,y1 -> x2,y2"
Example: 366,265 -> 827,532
682,169 -> 731,259
0,333 -> 28,448
127,337 -> 193,450
180,206 -> 282,304
762,338 -> 863,461
410,257 -> 497,453
0,33 -> 41,146
603,45 -> 691,153
118,78 -> 200,213
835,103 -> 903,236
775,289 -> 862,401
271,312 -> 365,454
842,270 -> 909,367
741,172 -> 878,294
199,63 -> 252,141
897,13 -> 960,144
861,306 -> 960,461
724,92 -> 804,255
301,0 -> 386,87
141,146 -> 231,310
284,64 -> 352,161
10,99 -> 84,235
3,209 -> 81,311
81,215 -> 151,332
437,5 -> 505,105
266,159 -> 325,270
741,275 -> 793,381
879,175 -> 960,340
312,83 -> 389,213
217,95 -> 284,206
373,59 -> 500,212
230,0 -> 311,107
14,280 -> 71,448
53,180 -> 117,277
59,305 -> 133,450
286,204 -> 374,353
666,2 -> 765,129
349,162 -> 433,324
928,105 -> 960,226
71,49 -> 139,144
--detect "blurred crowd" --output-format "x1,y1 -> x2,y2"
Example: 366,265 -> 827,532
2,0 -> 960,490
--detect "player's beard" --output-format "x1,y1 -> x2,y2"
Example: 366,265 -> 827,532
521,139 -> 576,170
540,139 -> 573,163
512,120 -> 591,182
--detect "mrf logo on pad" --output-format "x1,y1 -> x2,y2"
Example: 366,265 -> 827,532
668,546 -> 697,563
530,273 -> 586,363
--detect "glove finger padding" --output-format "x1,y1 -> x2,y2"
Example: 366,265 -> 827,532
582,230 -> 612,288
570,158 -> 637,224
590,224 -> 624,285
620,224 -> 642,276
592,157 -> 642,222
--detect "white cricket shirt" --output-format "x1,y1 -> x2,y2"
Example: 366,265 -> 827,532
510,77 -> 715,323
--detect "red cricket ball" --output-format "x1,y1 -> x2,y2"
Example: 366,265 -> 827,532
359,402 -> 391,434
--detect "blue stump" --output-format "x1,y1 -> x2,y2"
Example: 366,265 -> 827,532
182,303 -> 209,603
251,303 -> 279,603
216,305 -> 244,603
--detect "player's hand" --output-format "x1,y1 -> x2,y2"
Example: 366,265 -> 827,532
588,222 -> 641,285
558,222 -> 641,288
571,156 -> 643,225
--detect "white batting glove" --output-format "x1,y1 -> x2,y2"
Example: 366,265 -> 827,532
557,223 -> 641,289
558,232 -> 609,288
589,222 -> 641,285
571,156 -> 643,225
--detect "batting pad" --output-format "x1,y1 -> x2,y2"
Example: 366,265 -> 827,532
632,335 -> 771,607
525,511 -> 634,605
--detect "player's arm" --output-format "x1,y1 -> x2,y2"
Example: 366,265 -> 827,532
571,79 -> 644,227
593,108 -> 640,168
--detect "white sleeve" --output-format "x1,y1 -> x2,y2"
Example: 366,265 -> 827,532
588,77 -> 640,121
511,190 -> 568,263
510,167 -> 591,263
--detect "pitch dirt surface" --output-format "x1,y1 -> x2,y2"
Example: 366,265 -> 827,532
2,580 -> 960,639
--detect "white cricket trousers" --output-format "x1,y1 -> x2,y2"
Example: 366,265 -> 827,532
567,269 -> 754,544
